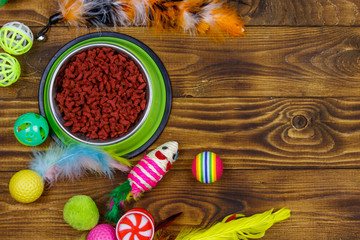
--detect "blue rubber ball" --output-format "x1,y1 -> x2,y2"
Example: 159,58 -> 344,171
14,113 -> 49,146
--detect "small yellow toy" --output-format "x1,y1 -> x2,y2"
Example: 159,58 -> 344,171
0,21 -> 33,55
9,169 -> 44,203
0,53 -> 21,87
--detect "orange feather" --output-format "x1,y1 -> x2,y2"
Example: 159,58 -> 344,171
58,0 -> 85,26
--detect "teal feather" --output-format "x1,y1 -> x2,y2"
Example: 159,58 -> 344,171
30,143 -> 131,185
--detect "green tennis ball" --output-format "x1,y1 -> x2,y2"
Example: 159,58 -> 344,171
63,195 -> 99,231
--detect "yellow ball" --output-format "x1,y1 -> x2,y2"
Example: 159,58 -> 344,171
9,169 -> 44,203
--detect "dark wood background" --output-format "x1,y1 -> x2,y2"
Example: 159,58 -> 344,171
2,0 -> 360,239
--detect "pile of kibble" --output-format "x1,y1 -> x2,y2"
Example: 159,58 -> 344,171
55,47 -> 147,140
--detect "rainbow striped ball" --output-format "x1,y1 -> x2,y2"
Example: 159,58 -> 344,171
192,152 -> 223,183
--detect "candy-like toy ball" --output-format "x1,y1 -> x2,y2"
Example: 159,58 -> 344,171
9,169 -> 44,203
87,224 -> 117,240
14,113 -> 49,146
63,195 -> 99,231
116,208 -> 155,240
0,53 -> 21,87
192,152 -> 223,183
0,21 -> 33,55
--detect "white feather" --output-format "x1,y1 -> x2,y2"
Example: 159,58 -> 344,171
131,0 -> 150,26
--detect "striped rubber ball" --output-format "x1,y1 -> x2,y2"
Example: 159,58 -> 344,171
192,152 -> 223,183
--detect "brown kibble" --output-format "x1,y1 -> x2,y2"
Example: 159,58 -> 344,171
55,47 -> 147,140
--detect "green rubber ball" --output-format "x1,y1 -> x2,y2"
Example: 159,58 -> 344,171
14,113 -> 49,146
63,195 -> 99,231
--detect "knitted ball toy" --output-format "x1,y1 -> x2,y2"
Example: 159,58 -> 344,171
87,224 -> 116,240
0,21 -> 33,55
0,53 -> 21,87
63,195 -> 99,231
14,113 -> 49,146
192,152 -> 223,183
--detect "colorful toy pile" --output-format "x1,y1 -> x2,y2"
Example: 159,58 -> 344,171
106,141 -> 179,223
4,4 -> 293,239
0,21 -> 34,86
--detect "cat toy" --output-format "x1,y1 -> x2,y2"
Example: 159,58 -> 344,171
30,143 -> 131,186
154,208 -> 291,240
14,113 -> 49,146
9,169 -> 44,203
0,21 -> 33,55
63,195 -> 100,231
36,0 -> 245,41
9,143 -> 131,203
106,141 -> 179,223
116,208 -> 155,240
88,224 -> 117,240
0,52 -> 21,87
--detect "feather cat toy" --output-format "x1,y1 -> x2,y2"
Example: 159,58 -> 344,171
106,141 -> 179,223
30,143 -> 131,185
36,0 -> 245,41
155,208 -> 291,240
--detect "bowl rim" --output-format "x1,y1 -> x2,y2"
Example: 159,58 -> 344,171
39,32 -> 172,158
49,43 -> 153,146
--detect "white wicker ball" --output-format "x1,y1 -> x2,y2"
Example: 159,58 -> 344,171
0,21 -> 34,55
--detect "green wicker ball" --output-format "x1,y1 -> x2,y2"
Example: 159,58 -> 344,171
63,195 -> 99,231
0,53 -> 21,87
0,22 -> 33,55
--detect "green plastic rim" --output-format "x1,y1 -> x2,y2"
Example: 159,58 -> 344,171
39,32 -> 172,158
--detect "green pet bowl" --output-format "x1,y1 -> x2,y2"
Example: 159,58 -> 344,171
39,32 -> 172,158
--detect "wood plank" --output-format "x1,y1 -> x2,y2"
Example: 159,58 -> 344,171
239,0 -> 360,27
1,169 -> 360,239
2,97 -> 360,171
1,26 -> 360,98
2,0 -> 360,27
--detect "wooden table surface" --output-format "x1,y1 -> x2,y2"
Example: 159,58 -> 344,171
2,0 -> 360,239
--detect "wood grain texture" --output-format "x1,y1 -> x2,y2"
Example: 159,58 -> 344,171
2,169 -> 360,239
238,0 -> 360,26
2,0 -> 360,239
2,97 -> 360,171
2,26 -> 360,99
